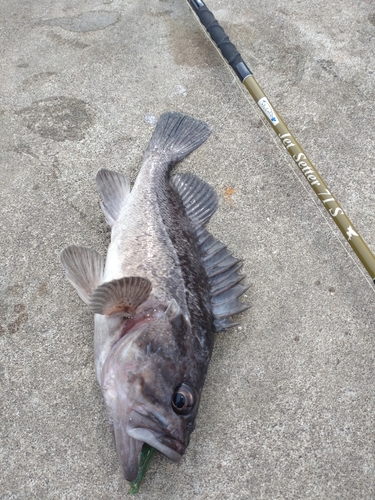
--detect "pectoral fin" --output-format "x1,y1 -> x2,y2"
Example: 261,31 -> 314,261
60,245 -> 104,304
89,277 -> 152,316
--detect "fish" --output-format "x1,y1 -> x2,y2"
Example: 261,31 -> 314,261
60,112 -> 248,482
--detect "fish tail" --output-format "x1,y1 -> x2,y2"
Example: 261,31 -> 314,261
145,112 -> 211,167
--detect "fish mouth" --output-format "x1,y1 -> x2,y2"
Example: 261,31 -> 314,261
114,409 -> 186,482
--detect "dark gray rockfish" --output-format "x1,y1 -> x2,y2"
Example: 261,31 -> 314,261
60,112 -> 248,482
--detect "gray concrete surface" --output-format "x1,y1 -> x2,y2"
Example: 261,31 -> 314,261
1,0 -> 375,498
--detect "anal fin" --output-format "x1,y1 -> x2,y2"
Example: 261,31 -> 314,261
89,276 -> 152,316
60,245 -> 104,305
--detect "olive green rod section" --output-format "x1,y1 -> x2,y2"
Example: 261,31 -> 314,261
187,0 -> 375,283
244,76 -> 375,281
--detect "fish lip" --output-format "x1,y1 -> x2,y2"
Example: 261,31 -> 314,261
127,427 -> 184,463
127,410 -> 186,462
114,408 -> 186,482
114,422 -> 144,482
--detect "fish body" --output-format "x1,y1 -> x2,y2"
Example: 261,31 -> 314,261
61,112 -> 248,481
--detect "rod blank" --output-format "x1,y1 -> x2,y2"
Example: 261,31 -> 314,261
187,0 -> 375,283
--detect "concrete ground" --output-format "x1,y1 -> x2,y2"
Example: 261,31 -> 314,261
1,0 -> 375,498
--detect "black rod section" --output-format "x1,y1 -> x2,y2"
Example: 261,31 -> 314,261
188,0 -> 252,81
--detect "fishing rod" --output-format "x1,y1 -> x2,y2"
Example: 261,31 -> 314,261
187,0 -> 375,284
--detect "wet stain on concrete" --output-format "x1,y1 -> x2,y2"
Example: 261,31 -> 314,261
279,45 -> 306,85
318,59 -> 339,79
169,19 -> 254,69
17,96 -> 96,142
22,71 -> 57,89
46,31 -> 90,49
5,284 -> 23,296
0,286 -> 29,336
68,201 -> 89,221
8,304 -> 28,334
149,9 -> 173,17
12,143 -> 39,159
169,21 -> 222,68
36,282 -> 48,297
41,10 -> 119,32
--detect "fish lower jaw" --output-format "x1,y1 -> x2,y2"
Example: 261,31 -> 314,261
127,427 -> 184,463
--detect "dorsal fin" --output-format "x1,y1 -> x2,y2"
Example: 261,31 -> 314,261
89,276 -> 152,316
197,228 -> 249,332
171,173 -> 218,227
60,245 -> 104,304
96,168 -> 131,226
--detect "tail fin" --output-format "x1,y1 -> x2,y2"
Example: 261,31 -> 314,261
145,112 -> 211,166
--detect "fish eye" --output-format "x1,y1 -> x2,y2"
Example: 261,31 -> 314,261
171,383 -> 196,415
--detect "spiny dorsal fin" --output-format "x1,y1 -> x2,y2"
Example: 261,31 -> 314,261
89,276 -> 152,316
60,245 -> 104,305
171,173 -> 218,228
96,168 -> 131,226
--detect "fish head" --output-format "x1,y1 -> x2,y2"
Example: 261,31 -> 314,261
101,299 -> 206,482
